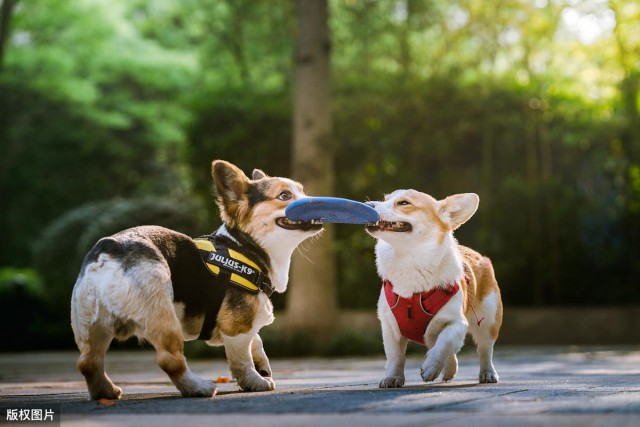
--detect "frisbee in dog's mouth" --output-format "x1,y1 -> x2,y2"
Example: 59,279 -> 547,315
276,217 -> 324,231
366,220 -> 412,233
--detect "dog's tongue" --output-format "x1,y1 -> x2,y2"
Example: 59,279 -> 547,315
285,197 -> 379,224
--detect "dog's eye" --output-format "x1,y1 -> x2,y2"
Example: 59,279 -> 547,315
277,191 -> 292,201
397,200 -> 411,206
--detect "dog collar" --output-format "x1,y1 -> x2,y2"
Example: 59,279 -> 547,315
194,237 -> 275,297
383,280 -> 459,346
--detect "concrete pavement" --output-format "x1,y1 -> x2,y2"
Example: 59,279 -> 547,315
1,346 -> 639,426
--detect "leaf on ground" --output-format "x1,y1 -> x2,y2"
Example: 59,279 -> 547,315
97,398 -> 117,406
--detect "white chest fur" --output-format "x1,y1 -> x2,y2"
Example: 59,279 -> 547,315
375,235 -> 464,299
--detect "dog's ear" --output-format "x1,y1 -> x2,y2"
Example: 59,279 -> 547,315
439,193 -> 479,230
212,160 -> 250,227
252,168 -> 269,180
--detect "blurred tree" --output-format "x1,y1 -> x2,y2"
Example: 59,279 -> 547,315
0,0 -> 194,266
287,0 -> 337,335
0,0 -> 17,70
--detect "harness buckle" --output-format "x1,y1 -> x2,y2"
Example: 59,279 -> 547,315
255,271 -> 274,296
255,270 -> 264,286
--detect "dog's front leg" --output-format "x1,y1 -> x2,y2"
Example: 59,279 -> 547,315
223,333 -> 275,392
379,314 -> 408,388
421,320 -> 467,382
251,333 -> 272,377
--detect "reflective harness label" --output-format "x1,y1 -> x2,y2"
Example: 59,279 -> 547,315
209,253 -> 256,276
194,238 -> 272,295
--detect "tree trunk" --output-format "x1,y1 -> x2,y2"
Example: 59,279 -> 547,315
287,0 -> 337,336
524,98 -> 543,305
539,108 -> 561,303
479,107 -> 494,248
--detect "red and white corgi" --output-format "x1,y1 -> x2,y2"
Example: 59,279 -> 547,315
366,190 -> 502,387
71,160 -> 323,400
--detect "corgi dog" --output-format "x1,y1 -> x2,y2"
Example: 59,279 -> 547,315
71,160 -> 323,400
366,190 -> 502,387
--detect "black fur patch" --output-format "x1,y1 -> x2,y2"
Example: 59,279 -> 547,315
247,182 -> 271,209
81,236 -> 162,273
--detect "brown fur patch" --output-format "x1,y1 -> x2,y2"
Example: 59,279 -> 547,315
156,350 -> 187,380
152,331 -> 188,380
215,288 -> 259,337
407,191 -> 448,243
212,161 -> 251,228
490,299 -> 503,339
388,190 -> 450,235
459,245 -> 503,339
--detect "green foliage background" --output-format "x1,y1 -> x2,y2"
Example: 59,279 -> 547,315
1,0 -> 639,349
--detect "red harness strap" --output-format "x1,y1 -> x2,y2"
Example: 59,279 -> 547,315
383,280 -> 460,346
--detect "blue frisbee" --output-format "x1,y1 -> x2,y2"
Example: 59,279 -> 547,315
285,197 -> 379,224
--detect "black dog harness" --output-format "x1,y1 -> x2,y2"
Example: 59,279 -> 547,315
193,235 -> 274,340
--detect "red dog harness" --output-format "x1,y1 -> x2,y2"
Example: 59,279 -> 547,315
383,280 -> 460,346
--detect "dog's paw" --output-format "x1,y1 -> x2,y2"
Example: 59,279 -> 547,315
180,381 -> 217,398
87,376 -> 123,401
238,370 -> 276,392
379,376 -> 404,388
420,359 -> 444,383
106,385 -> 123,400
90,384 -> 123,401
442,370 -> 456,382
175,372 -> 217,397
479,370 -> 499,384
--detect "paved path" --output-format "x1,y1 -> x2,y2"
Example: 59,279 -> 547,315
1,347 -> 639,426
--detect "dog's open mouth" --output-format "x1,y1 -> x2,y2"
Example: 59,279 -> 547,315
276,217 -> 324,231
366,220 -> 412,233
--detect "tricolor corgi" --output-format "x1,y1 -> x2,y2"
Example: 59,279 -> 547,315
366,190 -> 502,387
71,160 -> 323,399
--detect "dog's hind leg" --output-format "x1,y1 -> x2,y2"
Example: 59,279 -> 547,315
74,322 -> 122,400
142,292 -> 216,397
469,318 -> 499,383
476,338 -> 499,383
148,325 -> 216,397
116,261 -> 216,398
251,334 -> 272,377
72,272 -> 122,400
467,291 -> 501,384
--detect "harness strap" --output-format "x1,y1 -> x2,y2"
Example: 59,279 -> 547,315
197,243 -> 232,341
194,236 -> 273,341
